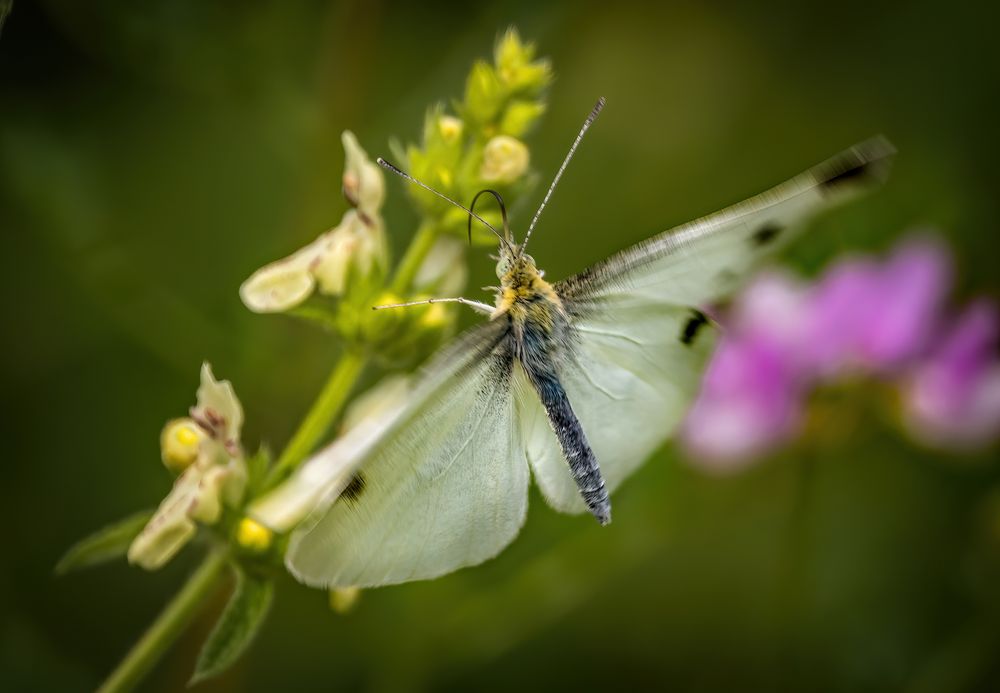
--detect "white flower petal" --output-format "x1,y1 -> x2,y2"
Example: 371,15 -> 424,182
196,363 -> 244,443
128,467 -> 202,569
240,253 -> 318,313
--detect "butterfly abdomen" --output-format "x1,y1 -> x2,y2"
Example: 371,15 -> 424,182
523,362 -> 611,525
516,308 -> 611,525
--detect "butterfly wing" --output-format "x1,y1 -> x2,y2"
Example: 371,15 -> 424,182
523,138 -> 894,513
285,321 -> 530,588
517,301 -> 716,514
558,137 -> 895,307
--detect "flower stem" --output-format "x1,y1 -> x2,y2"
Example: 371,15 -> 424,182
98,550 -> 230,693
390,221 -> 438,294
266,348 -> 367,485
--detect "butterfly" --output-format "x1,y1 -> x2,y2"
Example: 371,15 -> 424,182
276,98 -> 894,588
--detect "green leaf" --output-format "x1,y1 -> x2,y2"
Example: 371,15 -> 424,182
0,1 -> 12,37
55,509 -> 154,575
191,566 -> 274,685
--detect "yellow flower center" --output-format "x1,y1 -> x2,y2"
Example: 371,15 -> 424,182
236,517 -> 273,553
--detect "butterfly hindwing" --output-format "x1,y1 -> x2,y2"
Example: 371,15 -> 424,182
517,299 -> 716,514
285,323 -> 529,588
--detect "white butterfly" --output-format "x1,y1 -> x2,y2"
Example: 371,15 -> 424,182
274,98 -> 893,588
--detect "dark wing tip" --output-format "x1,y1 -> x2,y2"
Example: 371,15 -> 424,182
815,136 -> 896,195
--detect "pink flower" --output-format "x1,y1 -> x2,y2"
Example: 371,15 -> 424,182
681,272 -> 809,470
903,300 -> 1000,449
680,233 -> 996,468
803,238 -> 951,376
682,335 -> 804,471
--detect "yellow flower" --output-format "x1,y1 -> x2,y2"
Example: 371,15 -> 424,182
236,517 -> 273,553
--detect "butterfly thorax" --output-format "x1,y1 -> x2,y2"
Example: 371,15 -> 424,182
492,256 -> 565,323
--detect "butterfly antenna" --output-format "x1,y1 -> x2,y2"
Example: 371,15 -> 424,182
520,97 -> 606,256
468,189 -> 511,246
377,158 -> 512,250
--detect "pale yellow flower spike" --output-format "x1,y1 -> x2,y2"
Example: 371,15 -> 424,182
129,364 -> 248,570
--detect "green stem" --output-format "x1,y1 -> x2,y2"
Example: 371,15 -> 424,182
390,221 -> 438,294
267,348 -> 367,485
98,551 -> 229,693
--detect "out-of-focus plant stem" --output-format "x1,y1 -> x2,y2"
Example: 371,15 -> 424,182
265,348 -> 367,486
391,221 -> 438,294
98,550 -> 229,693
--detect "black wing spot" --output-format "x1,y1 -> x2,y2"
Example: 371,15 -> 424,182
341,472 -> 367,505
820,161 -> 871,190
680,310 -> 709,346
816,138 -> 895,197
751,223 -> 783,247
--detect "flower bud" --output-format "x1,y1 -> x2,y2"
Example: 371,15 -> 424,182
329,586 -> 362,614
341,130 -> 385,218
438,115 -> 463,144
160,418 -> 205,474
235,517 -> 274,553
494,28 -> 551,95
462,60 -> 504,127
499,100 -> 546,138
480,135 -> 529,184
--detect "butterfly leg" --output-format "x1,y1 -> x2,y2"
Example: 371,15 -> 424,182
372,296 -> 495,316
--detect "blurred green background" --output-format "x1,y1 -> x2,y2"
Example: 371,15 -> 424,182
3,1 -> 999,691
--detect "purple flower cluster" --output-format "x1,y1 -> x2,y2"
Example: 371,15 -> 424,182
681,236 -> 1000,471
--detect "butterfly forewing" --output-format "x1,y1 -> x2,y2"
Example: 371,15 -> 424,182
558,137 -> 895,308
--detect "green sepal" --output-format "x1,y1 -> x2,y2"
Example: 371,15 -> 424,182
55,509 -> 154,575
190,565 -> 274,685
244,446 -> 272,498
